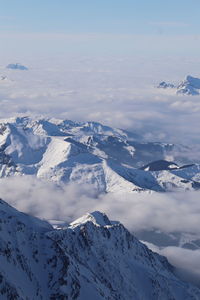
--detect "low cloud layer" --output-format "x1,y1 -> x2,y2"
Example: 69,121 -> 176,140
0,56 -> 200,148
1,176 -> 200,234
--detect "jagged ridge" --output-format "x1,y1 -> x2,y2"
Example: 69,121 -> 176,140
0,116 -> 199,193
157,75 -> 200,95
0,199 -> 199,299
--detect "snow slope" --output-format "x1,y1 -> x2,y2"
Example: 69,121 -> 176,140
0,199 -> 199,299
0,116 -> 199,193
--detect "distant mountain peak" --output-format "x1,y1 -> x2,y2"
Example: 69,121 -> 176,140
157,81 -> 175,89
70,211 -> 114,228
157,75 -> 200,95
6,63 -> 28,70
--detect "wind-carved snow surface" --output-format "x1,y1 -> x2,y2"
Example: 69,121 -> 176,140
0,199 -> 200,300
0,116 -> 200,194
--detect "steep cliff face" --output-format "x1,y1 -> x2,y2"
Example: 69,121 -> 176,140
0,199 -> 199,300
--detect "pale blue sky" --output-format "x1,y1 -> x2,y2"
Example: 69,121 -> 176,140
0,0 -> 200,58
1,0 -> 200,34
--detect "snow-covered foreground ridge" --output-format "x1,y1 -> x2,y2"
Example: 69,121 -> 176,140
0,116 -> 200,193
0,198 -> 199,300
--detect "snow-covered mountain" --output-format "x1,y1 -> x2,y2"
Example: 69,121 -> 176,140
157,81 -> 175,89
0,198 -> 199,299
6,63 -> 28,71
0,116 -> 199,193
157,75 -> 200,95
141,160 -> 181,171
177,75 -> 200,95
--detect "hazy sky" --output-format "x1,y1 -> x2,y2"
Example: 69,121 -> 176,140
1,0 -> 200,58
1,0 -> 199,34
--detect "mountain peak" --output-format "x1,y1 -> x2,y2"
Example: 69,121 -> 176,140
70,211 -> 113,228
185,75 -> 200,87
6,63 -> 28,70
1,198 -> 200,299
157,81 -> 175,89
157,75 -> 200,95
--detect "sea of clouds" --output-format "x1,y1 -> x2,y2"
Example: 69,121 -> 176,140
0,55 -> 200,147
1,54 -> 200,286
1,176 -> 200,234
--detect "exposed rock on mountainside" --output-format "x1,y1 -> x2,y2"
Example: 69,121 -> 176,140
141,160 -> 179,171
0,199 -> 199,299
140,160 -> 195,171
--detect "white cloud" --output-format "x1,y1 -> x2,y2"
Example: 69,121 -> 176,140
0,56 -> 200,149
144,242 -> 200,287
0,176 -> 200,234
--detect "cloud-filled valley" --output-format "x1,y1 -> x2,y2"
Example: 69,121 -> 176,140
1,175 -> 200,234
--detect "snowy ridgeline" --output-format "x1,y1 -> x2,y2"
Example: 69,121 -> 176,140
157,75 -> 200,95
0,198 -> 199,300
0,116 -> 200,194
